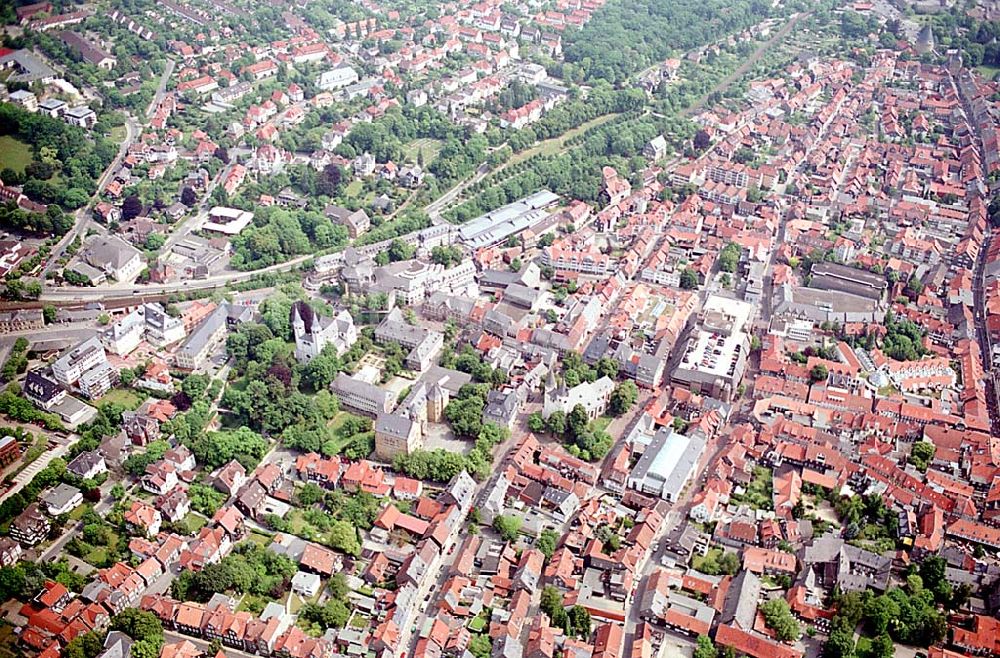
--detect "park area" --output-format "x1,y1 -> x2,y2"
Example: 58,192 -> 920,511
0,135 -> 33,174
403,138 -> 442,165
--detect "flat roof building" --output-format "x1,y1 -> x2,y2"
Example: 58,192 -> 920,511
458,190 -> 559,249
672,296 -> 754,403
627,428 -> 706,502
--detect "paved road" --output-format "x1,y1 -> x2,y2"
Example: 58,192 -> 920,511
147,58 -> 176,121
952,66 -> 1000,431
399,424 -> 526,655
40,253 -> 311,301
425,163 -> 490,223
622,429 -> 732,655
160,162 -> 235,254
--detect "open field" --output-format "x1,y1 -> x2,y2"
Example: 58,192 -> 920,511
0,136 -> 33,174
403,138 -> 443,164
508,112 -> 619,166
976,65 -> 1000,80
96,388 -> 145,410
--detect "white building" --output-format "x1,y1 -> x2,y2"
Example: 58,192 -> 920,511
627,428 -> 706,502
317,66 -> 359,90
9,89 -> 38,112
102,309 -> 146,356
291,302 -> 357,363
40,483 -> 83,516
143,304 -> 186,347
542,374 -> 615,420
671,296 -> 754,403
78,360 -> 118,399
204,207 -> 254,236
291,571 -> 322,597
80,235 -> 144,283
52,337 -> 108,387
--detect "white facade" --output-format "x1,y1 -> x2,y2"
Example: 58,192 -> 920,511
78,361 -> 117,399
102,309 -> 145,356
627,428 -> 706,502
292,306 -> 358,363
543,376 -> 615,420
52,337 -> 108,387
317,66 -> 359,90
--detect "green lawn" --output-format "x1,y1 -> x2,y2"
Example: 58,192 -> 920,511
327,411 -> 354,434
97,388 -> 145,410
592,416 -> 612,434
237,593 -> 267,615
0,135 -> 33,174
84,546 -> 109,567
403,138 -> 443,165
344,180 -> 364,198
110,125 -> 128,144
977,65 -> 1000,80
180,513 -> 207,535
248,530 -> 273,546
468,616 -> 486,632
508,112 -> 619,166
691,548 -> 723,574
731,466 -> 773,510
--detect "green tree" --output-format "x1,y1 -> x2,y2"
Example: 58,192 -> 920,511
910,441 -> 935,472
536,528 -> 559,560
64,631 -> 105,658
328,519 -> 361,556
527,412 -> 546,433
760,598 -> 800,641
680,267 -> 699,289
718,243 -> 741,273
0,564 -> 26,602
567,404 -> 589,439
568,605 -> 591,637
824,629 -> 855,658
111,609 -> 163,658
810,364 -> 829,383
595,357 -> 619,379
718,551 -> 740,575
493,514 -> 522,542
609,380 -> 638,415
469,634 -> 492,658
546,410 -> 566,436
694,635 -> 717,658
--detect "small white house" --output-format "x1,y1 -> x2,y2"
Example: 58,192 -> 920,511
291,571 -> 322,598
41,483 -> 83,516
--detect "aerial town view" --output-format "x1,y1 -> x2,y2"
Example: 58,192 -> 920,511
2,0 -> 1000,657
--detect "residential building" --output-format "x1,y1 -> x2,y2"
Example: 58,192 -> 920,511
10,503 -> 49,545
40,483 -> 82,516
175,306 -> 228,370
52,337 -> 109,387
